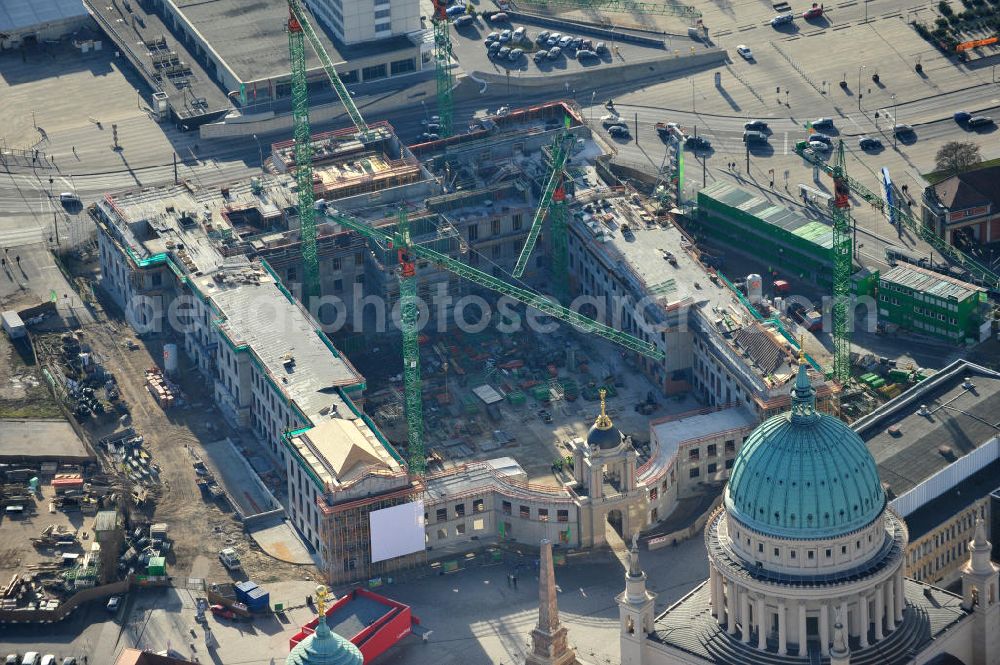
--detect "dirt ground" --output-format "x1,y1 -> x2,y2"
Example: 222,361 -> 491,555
0,334 -> 61,419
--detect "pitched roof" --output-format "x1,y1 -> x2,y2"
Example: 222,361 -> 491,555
931,164 -> 1000,211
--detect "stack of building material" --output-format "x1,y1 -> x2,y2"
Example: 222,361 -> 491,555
145,367 -> 178,408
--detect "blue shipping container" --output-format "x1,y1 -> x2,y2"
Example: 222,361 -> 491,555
235,580 -> 258,603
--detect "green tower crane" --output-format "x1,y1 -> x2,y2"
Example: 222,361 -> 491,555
513,122 -> 574,285
828,140 -> 853,384
286,0 -> 376,304
287,9 -> 320,306
431,0 -> 453,137
323,208 -> 664,473
393,208 -> 426,474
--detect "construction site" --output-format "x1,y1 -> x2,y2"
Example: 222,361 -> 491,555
5,0 -> 992,635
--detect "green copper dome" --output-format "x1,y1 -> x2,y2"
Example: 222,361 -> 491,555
287,588 -> 363,665
723,361 -> 885,540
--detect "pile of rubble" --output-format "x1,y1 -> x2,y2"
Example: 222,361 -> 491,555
97,428 -> 161,504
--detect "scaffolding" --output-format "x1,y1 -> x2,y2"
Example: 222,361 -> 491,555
318,483 -> 426,585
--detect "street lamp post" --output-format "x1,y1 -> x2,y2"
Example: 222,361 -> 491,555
252,134 -> 264,173
858,65 -> 866,109
692,79 -> 696,113
891,94 -> 897,148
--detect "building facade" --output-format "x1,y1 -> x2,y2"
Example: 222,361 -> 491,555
922,164 -> 1000,246
305,0 -> 420,45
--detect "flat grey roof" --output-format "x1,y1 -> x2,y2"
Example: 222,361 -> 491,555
0,419 -> 91,462
651,405 -> 756,446
904,459 -> 1000,540
173,0 -> 417,83
855,360 -> 1000,497
0,0 -> 86,32
423,458 -> 526,502
882,263 -> 984,302
195,269 -> 363,419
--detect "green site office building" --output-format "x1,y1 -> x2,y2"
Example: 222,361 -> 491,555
877,263 -> 988,342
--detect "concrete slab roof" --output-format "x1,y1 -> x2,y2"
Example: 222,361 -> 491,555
172,0 -> 417,83
195,268 -> 363,419
651,405 -> 757,447
0,0 -> 87,32
422,458 -> 528,502
853,359 -> 1000,497
904,458 -> 1000,540
0,419 -> 91,462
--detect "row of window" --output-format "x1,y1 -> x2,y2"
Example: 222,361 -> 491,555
467,214 -> 525,242
688,440 -> 737,461
501,500 -> 570,522
880,280 -> 962,309
910,305 -> 957,324
689,459 -> 734,477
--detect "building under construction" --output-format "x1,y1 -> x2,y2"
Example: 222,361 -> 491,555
91,101 -> 841,585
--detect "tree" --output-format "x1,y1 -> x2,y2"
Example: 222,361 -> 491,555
935,141 -> 982,176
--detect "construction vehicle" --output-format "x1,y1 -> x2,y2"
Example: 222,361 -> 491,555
218,548 -> 242,572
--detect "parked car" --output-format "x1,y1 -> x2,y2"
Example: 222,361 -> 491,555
582,39 -> 594,50
968,116 -> 995,128
570,37 -> 584,49
811,117 -> 834,129
736,44 -> 753,60
422,115 -> 441,126
508,47 -> 524,61
536,30 -> 550,44
595,41 -> 608,54
513,26 -> 526,41
576,49 -> 598,59
489,12 -> 509,22
808,140 -> 830,152
5,656 -> 19,665
61,659 -> 77,665
770,13 -> 794,25
486,31 -> 499,41
210,604 -> 236,620
106,596 -> 121,612
424,123 -> 441,132
445,4 -> 466,17
809,133 -> 832,145
546,32 -> 562,46
498,29 -> 512,42
744,119 -> 769,132
39,657 -> 56,665
488,41 -> 501,55
802,3 -> 824,18
497,46 -> 511,59
858,136 -> 882,150
601,113 -> 624,127
454,14 -> 474,27
685,135 -> 712,150
547,46 -> 562,59
608,124 -> 630,138
420,133 -> 440,141
558,35 -> 574,47
21,654 -> 40,665
533,50 -> 548,63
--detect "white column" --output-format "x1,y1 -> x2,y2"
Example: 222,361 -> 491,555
740,591 -> 751,643
820,603 -> 830,656
798,602 -> 807,656
859,593 -> 870,647
840,600 -> 849,639
709,567 -> 719,617
726,581 -> 737,635
885,579 -> 896,628
894,570 -> 905,622
874,582 -> 885,640
756,596 -> 766,649
778,601 -> 787,655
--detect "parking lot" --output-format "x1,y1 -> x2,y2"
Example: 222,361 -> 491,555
449,13 -> 698,78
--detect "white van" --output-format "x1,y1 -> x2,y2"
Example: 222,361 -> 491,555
21,654 -> 40,665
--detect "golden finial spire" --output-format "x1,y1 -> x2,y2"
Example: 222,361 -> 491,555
316,584 -> 328,616
594,388 -> 613,430
797,335 -> 807,365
